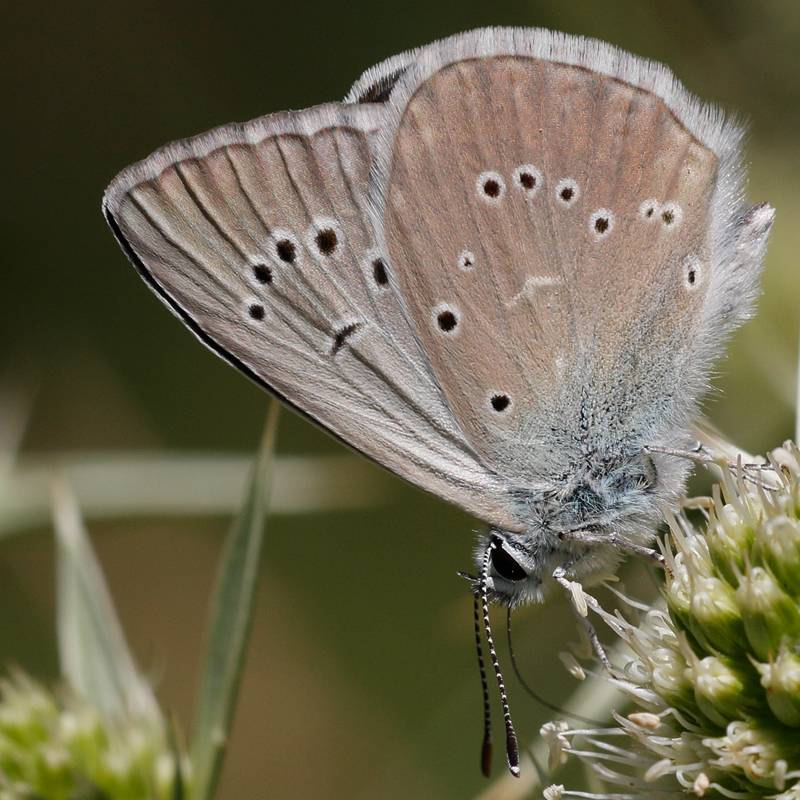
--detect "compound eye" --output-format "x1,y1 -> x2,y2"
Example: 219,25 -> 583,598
490,544 -> 527,582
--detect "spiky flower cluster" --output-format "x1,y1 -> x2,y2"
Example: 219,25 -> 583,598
0,670 -> 184,800
549,442 -> 800,800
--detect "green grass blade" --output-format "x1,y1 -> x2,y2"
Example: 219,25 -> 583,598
51,472 -> 162,725
190,400 -> 280,800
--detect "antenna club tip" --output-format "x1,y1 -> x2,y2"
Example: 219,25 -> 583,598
506,732 -> 520,777
481,741 -> 493,777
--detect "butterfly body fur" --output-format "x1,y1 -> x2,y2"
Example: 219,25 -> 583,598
104,27 -> 773,607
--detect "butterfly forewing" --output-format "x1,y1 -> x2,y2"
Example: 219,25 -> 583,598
104,103 -> 522,530
374,35 -> 734,482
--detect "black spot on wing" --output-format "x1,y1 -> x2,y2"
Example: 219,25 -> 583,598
332,321 -> 362,354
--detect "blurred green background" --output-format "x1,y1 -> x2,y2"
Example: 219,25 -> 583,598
1,1 -> 799,798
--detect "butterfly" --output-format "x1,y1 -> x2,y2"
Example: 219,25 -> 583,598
103,27 -> 773,775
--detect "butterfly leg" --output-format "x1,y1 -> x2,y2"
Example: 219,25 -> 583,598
641,446 -> 658,486
552,560 -> 617,675
643,444 -> 777,490
641,442 -> 711,468
557,528 -> 670,575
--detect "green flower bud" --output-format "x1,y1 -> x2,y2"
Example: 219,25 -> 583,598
666,557 -> 702,644
688,654 -> 763,728
756,515 -> 800,597
755,643 -> 800,727
0,671 -> 185,800
688,575 -> 749,656
707,488 -> 754,587
736,565 -> 800,661
705,721 -> 798,790
648,644 -> 698,718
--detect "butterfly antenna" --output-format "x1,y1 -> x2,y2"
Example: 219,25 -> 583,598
505,607 -> 606,728
473,592 -> 493,777
480,548 -> 520,778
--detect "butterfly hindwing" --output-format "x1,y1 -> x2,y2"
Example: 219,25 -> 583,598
370,28 -> 764,487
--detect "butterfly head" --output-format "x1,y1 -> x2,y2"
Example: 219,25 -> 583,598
474,530 -> 551,607
474,452 -> 675,607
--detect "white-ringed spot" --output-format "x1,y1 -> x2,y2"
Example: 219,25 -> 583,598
589,208 -> 615,240
476,171 -> 506,203
433,302 -> 460,335
270,229 -> 300,264
555,178 -> 579,206
365,253 -> 390,289
660,202 -> 683,229
489,392 -> 512,413
307,219 -> 343,257
458,250 -> 475,271
638,199 -> 659,221
247,302 -> 265,321
513,164 -> 543,197
247,257 -> 273,285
